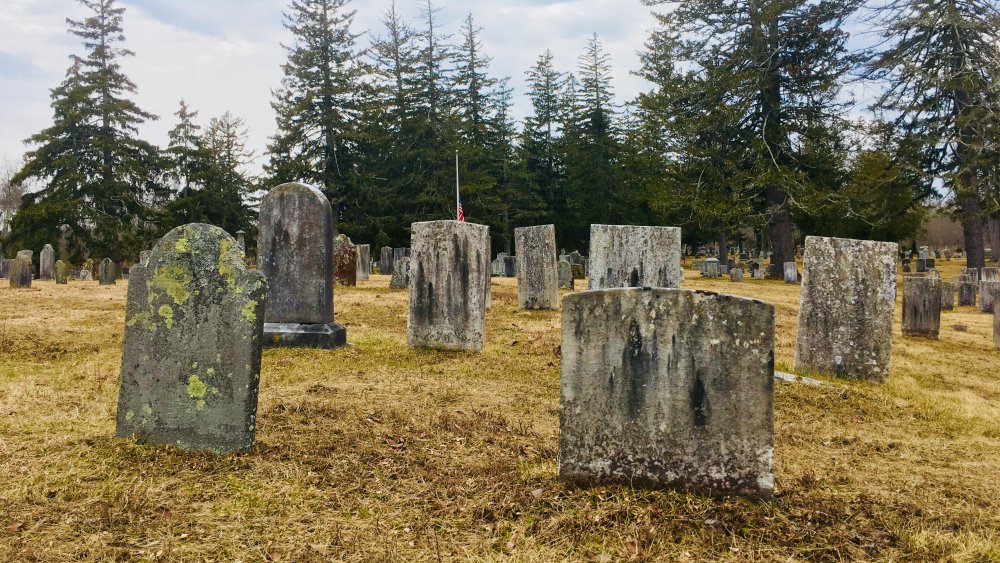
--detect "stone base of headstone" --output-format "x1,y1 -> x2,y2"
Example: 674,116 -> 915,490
264,322 -> 347,348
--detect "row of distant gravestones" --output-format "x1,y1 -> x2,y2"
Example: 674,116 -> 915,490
108,182 -> 919,499
3,248 -> 120,288
901,267 -> 1000,347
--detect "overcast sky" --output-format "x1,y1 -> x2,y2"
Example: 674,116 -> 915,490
0,0 -> 660,174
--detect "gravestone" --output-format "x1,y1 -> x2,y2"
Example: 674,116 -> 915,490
958,278 -> 977,307
560,288 -> 775,497
568,251 -> 587,280
902,276 -> 941,339
515,225 -> 559,310
0,259 -> 9,278
731,266 -> 744,282
258,182 -> 346,348
380,246 -> 394,275
981,267 -> 999,282
235,230 -> 246,252
139,250 -> 151,266
116,223 -> 266,454
995,308 -> 1000,350
783,262 -> 798,283
58,224 -> 72,262
962,268 -> 980,283
941,281 -> 955,310
919,248 -> 929,260
483,239 -> 492,310
558,259 -> 574,290
39,244 -> 55,280
901,259 -> 911,273
333,234 -> 358,287
926,258 -> 936,270
979,281 -> 1000,313
9,257 -> 32,288
99,258 -> 116,285
795,236 -> 897,383
356,244 -> 371,281
54,260 -> 68,284
17,249 -> 33,265
408,220 -> 489,352
393,247 -> 410,267
753,267 -> 766,280
390,256 -> 410,289
588,225 -> 682,290
916,259 -> 926,273
702,258 -> 720,278
80,259 -> 94,281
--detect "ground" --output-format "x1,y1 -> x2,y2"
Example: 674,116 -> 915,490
0,260 -> 998,561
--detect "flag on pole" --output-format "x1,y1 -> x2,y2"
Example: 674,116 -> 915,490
456,150 -> 465,222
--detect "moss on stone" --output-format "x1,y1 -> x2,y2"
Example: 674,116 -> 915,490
158,305 -> 174,328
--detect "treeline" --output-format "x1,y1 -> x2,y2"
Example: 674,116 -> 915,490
5,0 -> 1000,270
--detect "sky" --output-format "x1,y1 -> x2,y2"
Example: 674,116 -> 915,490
0,0 -> 661,174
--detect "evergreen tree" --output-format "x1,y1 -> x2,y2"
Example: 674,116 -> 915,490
164,99 -> 201,196
10,0 -> 159,262
519,50 -> 565,244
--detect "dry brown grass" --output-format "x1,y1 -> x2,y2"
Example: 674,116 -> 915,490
1,262 -> 999,561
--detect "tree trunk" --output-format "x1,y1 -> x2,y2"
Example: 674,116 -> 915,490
989,212 -> 1000,262
959,193 -> 985,268
766,186 -> 796,278
718,232 -> 728,262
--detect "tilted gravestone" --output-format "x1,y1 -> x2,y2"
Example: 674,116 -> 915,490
116,223 -> 266,454
783,262 -> 798,283
390,256 -> 410,289
258,182 -> 346,348
380,246 -> 393,275
902,276 -> 941,339
39,244 -> 55,280
9,257 -> 32,289
99,258 -> 116,285
515,225 -> 559,310
979,281 -> 1000,313
333,234 -> 357,287
795,236 -> 897,383
558,259 -> 574,290
941,281 -> 955,310
54,260 -> 68,285
356,244 -> 371,281
958,277 -> 977,307
560,288 -> 775,497
588,225 -> 682,290
408,220 -> 490,352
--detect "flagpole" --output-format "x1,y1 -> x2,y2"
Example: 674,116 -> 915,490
455,150 -> 460,221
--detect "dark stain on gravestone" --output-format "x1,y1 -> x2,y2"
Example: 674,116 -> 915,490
629,267 -> 640,288
623,318 -> 655,419
691,369 -> 710,427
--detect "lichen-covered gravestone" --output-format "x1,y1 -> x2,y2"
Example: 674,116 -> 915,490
702,257 -> 720,278
380,246 -> 393,275
408,220 -> 489,352
356,244 -> 371,281
515,225 -> 559,310
17,249 -> 33,266
333,234 -> 357,287
979,281 -> 1000,313
560,288 -> 775,497
794,236 -> 897,382
116,224 -> 265,454
730,266 -> 744,282
783,262 -> 798,283
941,281 -> 955,310
902,276 -> 941,339
588,225 -> 682,290
99,258 -> 116,285
558,259 -> 574,290
258,182 -> 346,348
9,257 -> 32,288
390,256 -> 410,289
54,260 -> 68,284
39,244 -> 55,280
958,277 -> 977,307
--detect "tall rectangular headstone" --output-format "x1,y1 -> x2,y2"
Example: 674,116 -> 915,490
39,244 -> 55,280
560,288 -> 774,497
588,225 -> 682,290
941,281 -> 954,310
515,225 -> 559,310
958,278 -> 977,307
902,276 -> 941,339
54,260 -> 68,285
981,267 -> 999,282
979,281 -> 1000,313
408,221 -> 489,352
116,223 -> 266,454
259,182 -> 346,348
356,244 -> 371,281
9,257 -> 32,288
333,235 -> 357,287
0,258 -> 11,279
390,256 -> 410,289
794,236 -> 897,382
380,246 -> 394,275
558,259 -> 574,290
783,262 -> 798,283
99,258 -> 116,285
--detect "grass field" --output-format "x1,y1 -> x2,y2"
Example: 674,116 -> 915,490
1,260 -> 999,561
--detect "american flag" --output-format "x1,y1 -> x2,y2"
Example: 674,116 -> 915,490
457,200 -> 465,222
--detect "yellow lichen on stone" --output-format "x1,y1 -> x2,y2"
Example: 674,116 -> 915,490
187,375 -> 208,399
142,404 -> 153,415
152,264 -> 192,305
127,312 -> 156,331
158,305 -> 174,328
125,410 -> 135,421
196,400 -> 206,411
242,300 -> 258,324
218,238 -> 244,294
175,238 -> 190,253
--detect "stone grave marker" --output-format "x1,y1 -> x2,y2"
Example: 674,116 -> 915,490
558,259 -> 574,290
783,262 -> 798,283
702,257 -> 720,278
941,281 -> 955,310
588,225 -> 682,290
80,258 -> 94,281
380,246 -> 394,275
408,220 -> 489,352
979,281 -> 1000,313
0,259 -> 9,279
356,244 -> 371,281
795,236 -> 897,382
560,288 -> 774,497
958,277 -> 977,307
116,223 -> 266,454
962,268 -> 980,283
333,234 -> 358,287
981,267 -> 999,282
258,182 -> 346,348
9,256 -> 32,288
902,276 -> 941,339
731,266 -> 744,282
99,258 -> 116,285
515,225 -> 559,310
39,244 -> 55,280
54,260 -> 68,284
390,256 -> 410,289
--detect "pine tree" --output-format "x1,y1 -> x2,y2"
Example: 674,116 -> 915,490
11,0 -> 159,262
164,99 -> 202,196
520,50 -> 565,241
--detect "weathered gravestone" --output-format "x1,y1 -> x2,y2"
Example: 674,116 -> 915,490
80,259 -> 94,281
916,259 -> 926,273
588,225 -> 682,290
333,234 -> 358,287
54,260 -> 68,284
941,281 -> 955,310
901,259 -> 911,273
702,258 -> 720,278
99,258 -> 116,285
139,250 -> 151,266
995,308 -> 1000,350
380,246 -> 394,275
783,262 -> 798,284
0,259 -> 9,279
116,223 -> 266,454
356,244 -> 371,281
902,276 -> 941,339
794,236 -> 897,382
39,244 -> 55,280
981,267 -> 999,282
962,268 -> 980,283
979,281 -> 1000,313
515,225 -> 559,310
17,249 -> 33,266
753,266 -> 766,280
9,257 -> 32,288
258,182 -> 346,348
558,259 -> 574,290
560,288 -> 775,497
408,220 -> 489,352
393,247 -> 410,267
958,277 -> 977,307
731,266 -> 744,282
390,256 -> 410,289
